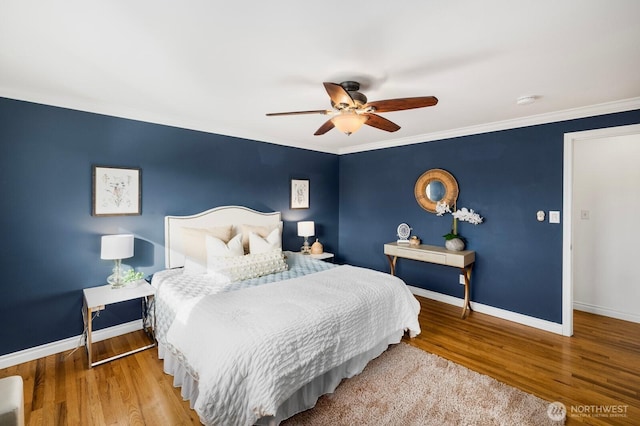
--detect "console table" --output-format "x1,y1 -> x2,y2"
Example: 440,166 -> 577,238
384,242 -> 475,318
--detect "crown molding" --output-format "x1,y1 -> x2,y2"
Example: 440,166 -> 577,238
2,88 -> 638,156
0,88 -> 340,154
337,97 -> 640,155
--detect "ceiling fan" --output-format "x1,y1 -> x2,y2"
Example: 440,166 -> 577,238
266,81 -> 438,136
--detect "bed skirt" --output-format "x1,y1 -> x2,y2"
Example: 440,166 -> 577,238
158,329 -> 405,425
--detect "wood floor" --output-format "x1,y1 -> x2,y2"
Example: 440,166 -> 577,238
1,296 -> 638,425
406,298 -> 640,425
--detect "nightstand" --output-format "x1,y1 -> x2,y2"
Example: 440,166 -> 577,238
309,252 -> 334,262
82,280 -> 156,368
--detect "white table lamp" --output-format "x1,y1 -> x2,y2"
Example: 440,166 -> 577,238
101,234 -> 134,288
297,221 -> 315,254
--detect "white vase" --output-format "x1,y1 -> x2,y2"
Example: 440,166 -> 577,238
445,238 -> 465,251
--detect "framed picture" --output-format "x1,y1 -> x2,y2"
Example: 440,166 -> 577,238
290,179 -> 310,209
92,166 -> 141,216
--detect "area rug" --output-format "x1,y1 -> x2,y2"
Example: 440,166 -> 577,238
283,343 -> 563,425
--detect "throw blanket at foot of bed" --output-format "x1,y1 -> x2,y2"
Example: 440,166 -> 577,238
165,265 -> 421,426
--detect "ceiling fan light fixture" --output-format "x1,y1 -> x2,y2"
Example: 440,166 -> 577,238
331,112 -> 368,135
266,81 -> 437,136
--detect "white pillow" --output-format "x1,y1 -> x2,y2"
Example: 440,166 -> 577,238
181,226 -> 232,262
207,249 -> 288,283
249,228 -> 281,254
240,222 -> 283,253
206,233 -> 244,257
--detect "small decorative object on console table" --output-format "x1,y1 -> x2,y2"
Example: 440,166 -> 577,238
396,223 -> 411,243
436,201 -> 483,251
384,242 -> 475,318
445,237 -> 465,251
409,236 -> 421,246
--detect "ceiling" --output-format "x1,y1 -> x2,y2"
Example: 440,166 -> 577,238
1,1 -> 639,154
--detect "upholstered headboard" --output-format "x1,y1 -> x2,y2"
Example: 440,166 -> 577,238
164,205 -> 282,269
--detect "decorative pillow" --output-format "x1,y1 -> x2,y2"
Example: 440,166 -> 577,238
207,248 -> 288,283
240,222 -> 283,253
249,228 -> 281,254
181,226 -> 232,273
206,233 -> 244,257
183,257 -> 207,275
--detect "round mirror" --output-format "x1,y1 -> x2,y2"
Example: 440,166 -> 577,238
414,169 -> 459,213
426,180 -> 446,202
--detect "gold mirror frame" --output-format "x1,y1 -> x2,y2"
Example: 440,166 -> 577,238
414,168 -> 459,213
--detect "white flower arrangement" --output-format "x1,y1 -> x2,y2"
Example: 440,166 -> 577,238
435,201 -> 452,216
452,207 -> 484,225
123,269 -> 145,283
436,201 -> 483,240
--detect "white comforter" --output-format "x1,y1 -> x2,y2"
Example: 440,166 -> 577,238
165,264 -> 421,426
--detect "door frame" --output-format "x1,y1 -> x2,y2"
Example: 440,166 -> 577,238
562,123 -> 640,336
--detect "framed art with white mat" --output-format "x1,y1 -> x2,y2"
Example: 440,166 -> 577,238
92,165 -> 141,216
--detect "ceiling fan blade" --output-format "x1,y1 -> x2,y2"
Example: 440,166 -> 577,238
266,110 -> 330,116
363,113 -> 401,132
323,82 -> 355,108
314,119 -> 335,135
366,96 -> 438,113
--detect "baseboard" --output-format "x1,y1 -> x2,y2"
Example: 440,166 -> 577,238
409,286 -> 564,335
574,301 -> 640,324
0,319 -> 143,369
0,289 -> 572,369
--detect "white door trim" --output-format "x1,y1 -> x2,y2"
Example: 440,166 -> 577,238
562,123 -> 640,336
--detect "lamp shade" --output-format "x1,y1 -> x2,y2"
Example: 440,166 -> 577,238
331,111 -> 368,135
297,221 -> 315,237
101,234 -> 134,260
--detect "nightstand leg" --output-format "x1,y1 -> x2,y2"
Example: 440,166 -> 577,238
142,295 -> 156,342
85,303 -> 94,368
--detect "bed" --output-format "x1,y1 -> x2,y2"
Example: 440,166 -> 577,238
151,206 -> 421,426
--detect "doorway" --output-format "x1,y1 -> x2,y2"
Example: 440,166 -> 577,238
562,124 -> 640,336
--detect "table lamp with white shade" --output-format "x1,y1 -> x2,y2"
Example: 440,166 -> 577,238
297,221 -> 315,254
101,234 -> 134,288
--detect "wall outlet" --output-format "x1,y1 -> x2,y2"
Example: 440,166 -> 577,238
549,211 -> 561,224
459,274 -> 466,285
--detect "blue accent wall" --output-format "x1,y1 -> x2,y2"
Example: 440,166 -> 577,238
338,109 -> 640,323
1,94 -> 638,357
0,97 -> 339,356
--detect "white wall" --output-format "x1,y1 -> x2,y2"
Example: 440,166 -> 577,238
573,133 -> 640,323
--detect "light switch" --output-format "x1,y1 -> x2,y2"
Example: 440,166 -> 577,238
549,211 -> 560,224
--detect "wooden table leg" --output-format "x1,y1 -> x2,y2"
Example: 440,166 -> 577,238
84,302 -> 94,368
461,265 -> 473,319
386,255 -> 397,276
